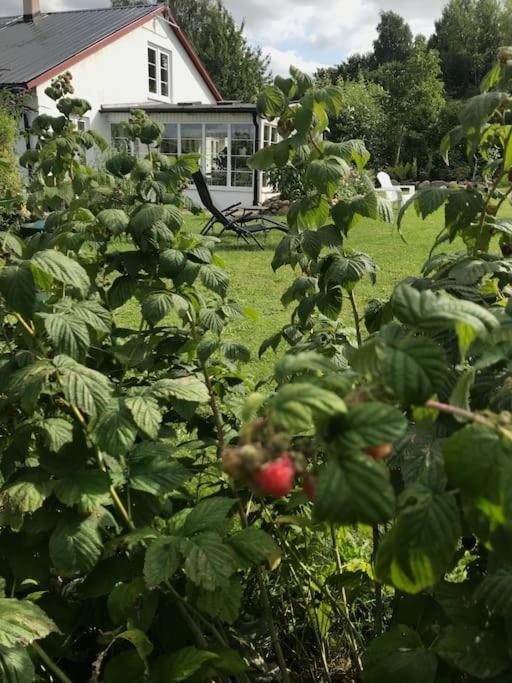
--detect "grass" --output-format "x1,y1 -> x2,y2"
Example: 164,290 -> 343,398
164,210 -> 461,378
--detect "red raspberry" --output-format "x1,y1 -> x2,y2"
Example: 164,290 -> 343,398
365,444 -> 393,459
66,73 -> 73,81
251,453 -> 295,498
302,474 -> 317,501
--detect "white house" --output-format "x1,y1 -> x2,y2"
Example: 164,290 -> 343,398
0,0 -> 278,207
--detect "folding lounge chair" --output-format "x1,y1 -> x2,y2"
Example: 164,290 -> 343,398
192,171 -> 287,249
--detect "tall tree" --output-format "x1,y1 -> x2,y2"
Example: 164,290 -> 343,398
430,0 -> 503,97
375,36 -> 445,166
111,0 -> 270,101
373,11 -> 413,66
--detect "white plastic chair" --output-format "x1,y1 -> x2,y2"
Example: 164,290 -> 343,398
375,171 -> 415,206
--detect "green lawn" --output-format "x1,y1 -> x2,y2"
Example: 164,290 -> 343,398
179,210 -> 457,378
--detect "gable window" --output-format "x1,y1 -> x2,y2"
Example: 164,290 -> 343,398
148,45 -> 171,99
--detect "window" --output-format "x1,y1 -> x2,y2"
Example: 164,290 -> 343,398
181,123 -> 203,155
231,124 -> 255,188
160,123 -> 178,156
148,45 -> 171,99
76,117 -> 89,132
205,124 -> 228,187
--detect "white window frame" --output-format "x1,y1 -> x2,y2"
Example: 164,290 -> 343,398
147,43 -> 172,101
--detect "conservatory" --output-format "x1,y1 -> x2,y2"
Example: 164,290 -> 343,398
101,102 -> 279,208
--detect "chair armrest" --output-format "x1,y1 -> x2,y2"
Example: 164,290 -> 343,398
375,187 -> 403,200
223,201 -> 242,216
399,185 -> 416,193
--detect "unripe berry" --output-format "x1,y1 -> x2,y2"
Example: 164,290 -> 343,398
251,453 -> 295,498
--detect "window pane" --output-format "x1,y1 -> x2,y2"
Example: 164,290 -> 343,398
160,53 -> 169,69
181,123 -> 202,139
148,63 -> 156,79
271,127 -> 279,143
205,124 -> 228,186
149,78 -> 157,94
181,138 -> 202,154
232,172 -> 253,188
161,81 -> 169,97
148,47 -> 156,65
161,139 -> 177,155
163,123 -> 177,138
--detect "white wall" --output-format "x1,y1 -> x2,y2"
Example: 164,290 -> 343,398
34,15 -> 216,141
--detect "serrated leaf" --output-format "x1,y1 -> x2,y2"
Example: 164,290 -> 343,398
0,645 -> 35,683
31,249 -> 90,296
151,376 -> 209,403
40,417 -> 74,452
363,626 -> 437,683
72,299 -> 111,334
108,276 -> 137,309
54,355 -> 112,417
0,599 -> 57,649
220,341 -> 250,362
143,536 -> 180,588
228,527 -> 281,569
199,308 -> 224,335
314,456 -> 395,525
91,399 -> 137,457
269,383 -> 346,432
158,647 -> 219,683
49,515 -> 103,574
181,532 -> 237,591
7,361 -> 54,414
129,459 -> 191,496
53,470 -> 111,513
435,625 -> 509,679
200,265 -> 229,296
475,569 -> 512,616
126,396 -> 162,439
141,290 -> 174,326
44,313 -> 90,360
376,488 -> 460,593
333,402 -> 407,452
0,264 -> 36,317
0,473 -> 53,515
196,578 -> 242,624
97,209 -> 129,235
256,85 -> 287,118
182,498 -> 235,537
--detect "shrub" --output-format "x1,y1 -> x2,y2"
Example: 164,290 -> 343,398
0,108 -> 24,224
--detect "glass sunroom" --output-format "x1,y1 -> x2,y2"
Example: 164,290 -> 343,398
102,102 -> 279,208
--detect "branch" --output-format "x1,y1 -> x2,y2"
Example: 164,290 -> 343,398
426,400 -> 512,441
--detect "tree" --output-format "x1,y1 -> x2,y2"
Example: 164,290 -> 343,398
111,0 -> 270,101
430,0 -> 503,97
375,36 -> 445,166
373,11 -> 413,66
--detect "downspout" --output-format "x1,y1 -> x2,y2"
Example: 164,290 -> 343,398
252,110 -> 260,206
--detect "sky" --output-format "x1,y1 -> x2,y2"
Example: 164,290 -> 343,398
0,0 -> 448,75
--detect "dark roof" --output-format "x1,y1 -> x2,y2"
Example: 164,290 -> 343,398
0,6 -> 162,87
102,102 -> 257,114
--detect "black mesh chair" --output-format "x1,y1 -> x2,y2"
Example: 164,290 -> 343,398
192,171 -> 287,249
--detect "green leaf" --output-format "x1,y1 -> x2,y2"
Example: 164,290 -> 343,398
141,291 -> 175,326
199,308 -> 224,335
0,473 -> 53,515
97,209 -> 129,235
40,417 -> 74,452
107,578 -> 157,631
72,299 -> 111,334
391,284 -> 498,337
108,276 -> 137,309
151,376 -> 209,403
31,249 -> 90,296
248,146 -> 274,171
314,456 -> 395,525
0,599 -> 57,649
228,527 -> 281,568
0,645 -> 35,683
475,569 -> 512,616
126,396 -> 162,440
7,361 -> 54,415
440,125 -> 465,164
256,85 -> 287,118
104,653 -> 146,683
129,459 -> 191,496
333,402 -> 407,453
0,264 -> 36,317
200,265 -> 229,296
91,399 -> 137,457
54,355 -> 112,418
383,334 -> 448,405
53,470 -> 111,514
181,532 -> 237,591
288,196 -> 330,231
158,647 -> 219,682
363,626 -> 437,683
49,515 -> 103,575
435,625 -> 509,679
305,158 -> 348,196
398,187 -> 450,229
376,488 -> 460,593
269,383 -> 346,432
220,341 -> 250,363
445,190 -> 482,236
460,92 -> 508,134
116,629 -> 153,667
196,578 -> 242,624
43,313 -> 90,360
144,536 -> 180,588
159,249 -> 186,278
181,498 -> 235,537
